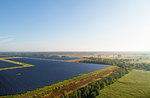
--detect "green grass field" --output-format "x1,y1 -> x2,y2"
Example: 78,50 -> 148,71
98,70 -> 150,98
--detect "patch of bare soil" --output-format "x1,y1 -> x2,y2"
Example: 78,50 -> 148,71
43,67 -> 119,98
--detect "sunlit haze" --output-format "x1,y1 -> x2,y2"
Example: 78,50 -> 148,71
0,0 -> 150,52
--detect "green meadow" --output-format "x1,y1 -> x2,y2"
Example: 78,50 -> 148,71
98,70 -> 150,98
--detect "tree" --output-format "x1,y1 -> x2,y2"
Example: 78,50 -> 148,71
94,88 -> 100,96
91,92 -> 96,98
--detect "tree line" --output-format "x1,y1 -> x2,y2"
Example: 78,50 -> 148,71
60,57 -> 150,98
60,68 -> 129,98
80,57 -> 150,71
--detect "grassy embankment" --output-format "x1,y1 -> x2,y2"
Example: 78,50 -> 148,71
2,66 -> 118,98
98,70 -> 150,98
0,57 -> 35,71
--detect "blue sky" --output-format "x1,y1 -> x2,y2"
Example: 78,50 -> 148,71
0,0 -> 150,52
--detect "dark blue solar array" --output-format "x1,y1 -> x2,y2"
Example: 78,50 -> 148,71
0,60 -> 21,68
17,55 -> 79,60
0,55 -> 10,58
0,58 -> 109,95
0,54 -> 80,60
0,55 -> 79,60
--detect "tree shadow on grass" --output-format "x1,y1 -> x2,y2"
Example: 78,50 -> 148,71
118,81 -> 137,85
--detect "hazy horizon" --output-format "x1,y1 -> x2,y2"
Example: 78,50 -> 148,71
1,0 -> 150,52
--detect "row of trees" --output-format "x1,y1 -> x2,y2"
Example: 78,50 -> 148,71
80,58 -> 150,71
60,67 -> 129,98
135,63 -> 150,71
60,57 -> 150,98
60,58 -> 132,98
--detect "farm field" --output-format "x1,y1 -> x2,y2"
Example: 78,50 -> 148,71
0,57 -> 109,96
98,70 -> 150,98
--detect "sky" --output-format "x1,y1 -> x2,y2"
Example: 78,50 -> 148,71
0,0 -> 150,52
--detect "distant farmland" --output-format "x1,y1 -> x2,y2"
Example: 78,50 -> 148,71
98,70 -> 150,98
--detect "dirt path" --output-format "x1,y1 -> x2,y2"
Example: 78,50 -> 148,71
43,66 -> 119,98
